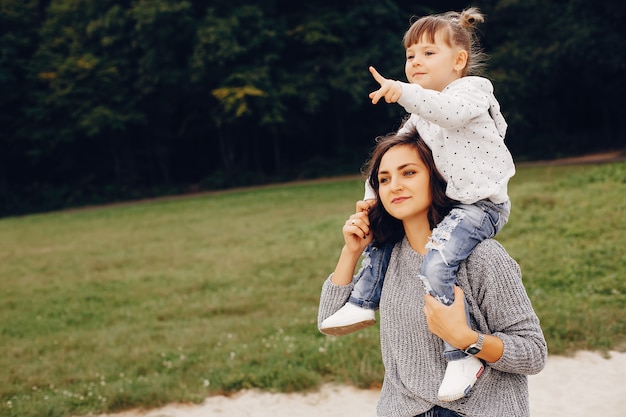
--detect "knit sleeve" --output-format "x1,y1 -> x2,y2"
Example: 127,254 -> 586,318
317,275 -> 354,331
466,240 -> 548,375
396,78 -> 491,130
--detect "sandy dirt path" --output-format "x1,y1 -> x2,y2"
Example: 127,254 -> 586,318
93,350 -> 626,417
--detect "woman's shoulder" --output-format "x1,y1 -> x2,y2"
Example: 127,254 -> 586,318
462,239 -> 522,292
473,238 -> 507,253
467,239 -> 520,271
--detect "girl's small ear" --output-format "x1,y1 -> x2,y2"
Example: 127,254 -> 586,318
454,50 -> 469,73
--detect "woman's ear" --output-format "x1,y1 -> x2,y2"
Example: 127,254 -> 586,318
454,50 -> 469,73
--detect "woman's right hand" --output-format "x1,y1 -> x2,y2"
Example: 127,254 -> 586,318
342,200 -> 374,253
331,200 -> 375,286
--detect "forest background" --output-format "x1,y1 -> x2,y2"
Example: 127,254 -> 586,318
1,0 -> 625,217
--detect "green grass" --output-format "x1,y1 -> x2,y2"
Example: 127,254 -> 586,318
497,162 -> 626,353
1,162 -> 625,417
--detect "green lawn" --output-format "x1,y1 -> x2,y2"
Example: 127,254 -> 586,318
1,162 -> 624,417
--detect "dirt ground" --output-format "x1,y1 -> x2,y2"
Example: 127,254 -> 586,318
92,350 -> 626,417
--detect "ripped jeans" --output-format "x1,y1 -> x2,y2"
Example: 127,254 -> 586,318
348,199 -> 510,361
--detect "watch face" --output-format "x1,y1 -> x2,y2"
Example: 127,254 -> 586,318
466,346 -> 480,355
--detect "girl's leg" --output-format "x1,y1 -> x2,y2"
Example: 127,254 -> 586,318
319,242 -> 393,335
422,200 -> 510,402
421,200 -> 508,359
349,243 -> 394,309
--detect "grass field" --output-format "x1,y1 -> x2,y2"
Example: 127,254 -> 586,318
1,161 -> 625,417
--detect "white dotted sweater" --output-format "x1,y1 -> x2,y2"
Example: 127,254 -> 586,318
365,77 -> 515,205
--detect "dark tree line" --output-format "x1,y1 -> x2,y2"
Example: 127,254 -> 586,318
1,0 -> 624,217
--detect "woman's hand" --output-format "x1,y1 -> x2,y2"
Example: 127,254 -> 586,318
342,200 -> 374,253
342,200 -> 373,250
424,286 -> 505,363
423,286 -> 475,349
331,200 -> 374,286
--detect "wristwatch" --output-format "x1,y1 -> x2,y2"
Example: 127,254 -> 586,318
464,332 -> 485,355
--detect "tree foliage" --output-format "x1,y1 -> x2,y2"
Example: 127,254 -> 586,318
1,0 -> 624,216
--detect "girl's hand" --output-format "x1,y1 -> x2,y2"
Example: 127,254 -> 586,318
369,66 -> 403,104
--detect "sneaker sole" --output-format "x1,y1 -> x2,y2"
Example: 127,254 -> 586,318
320,319 -> 376,336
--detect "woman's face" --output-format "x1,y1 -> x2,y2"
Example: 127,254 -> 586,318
377,144 -> 432,223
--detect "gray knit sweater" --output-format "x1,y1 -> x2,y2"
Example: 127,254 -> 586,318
318,238 -> 547,417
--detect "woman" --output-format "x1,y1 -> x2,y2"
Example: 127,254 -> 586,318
318,128 -> 547,416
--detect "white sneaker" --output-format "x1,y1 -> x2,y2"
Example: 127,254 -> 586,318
437,355 -> 484,402
319,303 -> 376,336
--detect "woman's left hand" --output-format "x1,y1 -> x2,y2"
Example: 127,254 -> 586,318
423,286 -> 475,349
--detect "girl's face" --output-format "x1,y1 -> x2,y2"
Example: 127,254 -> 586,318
377,144 -> 432,223
404,30 -> 467,91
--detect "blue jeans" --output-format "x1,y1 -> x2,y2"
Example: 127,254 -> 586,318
348,242 -> 394,309
414,406 -> 461,417
349,199 -> 511,360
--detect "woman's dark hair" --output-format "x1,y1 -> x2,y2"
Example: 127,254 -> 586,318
363,127 -> 454,247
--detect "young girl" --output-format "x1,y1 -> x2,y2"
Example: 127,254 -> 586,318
319,8 -> 516,402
